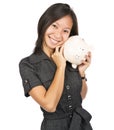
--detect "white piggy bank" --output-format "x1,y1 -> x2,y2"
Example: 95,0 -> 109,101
64,35 -> 91,69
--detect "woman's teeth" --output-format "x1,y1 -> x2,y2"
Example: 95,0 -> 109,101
50,38 -> 58,44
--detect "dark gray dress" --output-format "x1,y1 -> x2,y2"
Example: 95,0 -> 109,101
19,51 -> 93,130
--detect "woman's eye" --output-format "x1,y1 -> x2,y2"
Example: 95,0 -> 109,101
64,30 -> 70,33
52,24 -> 57,28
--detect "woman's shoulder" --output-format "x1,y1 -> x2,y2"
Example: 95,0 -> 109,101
19,55 -> 30,65
19,54 -> 34,69
19,52 -> 45,68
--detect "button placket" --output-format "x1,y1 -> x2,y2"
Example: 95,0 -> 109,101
66,84 -> 73,117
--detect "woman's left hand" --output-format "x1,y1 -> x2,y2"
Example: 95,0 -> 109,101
78,52 -> 92,76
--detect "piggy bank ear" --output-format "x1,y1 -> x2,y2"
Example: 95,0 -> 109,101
72,64 -> 77,69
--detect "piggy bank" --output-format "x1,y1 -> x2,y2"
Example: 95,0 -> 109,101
64,35 -> 91,69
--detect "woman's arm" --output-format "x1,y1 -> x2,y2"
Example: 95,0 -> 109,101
81,78 -> 88,100
78,52 -> 91,100
29,65 -> 65,112
29,46 -> 66,112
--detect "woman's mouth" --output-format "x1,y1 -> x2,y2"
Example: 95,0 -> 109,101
49,36 -> 61,45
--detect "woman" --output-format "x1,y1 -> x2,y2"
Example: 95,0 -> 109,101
19,3 -> 93,130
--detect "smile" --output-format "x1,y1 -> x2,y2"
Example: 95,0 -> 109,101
49,37 -> 61,45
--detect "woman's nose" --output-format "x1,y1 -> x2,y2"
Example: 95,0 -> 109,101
55,30 -> 62,39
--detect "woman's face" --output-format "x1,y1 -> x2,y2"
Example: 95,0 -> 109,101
43,15 -> 73,53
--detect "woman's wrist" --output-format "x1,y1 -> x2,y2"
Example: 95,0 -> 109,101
81,76 -> 87,81
80,72 -> 87,81
57,64 -> 66,70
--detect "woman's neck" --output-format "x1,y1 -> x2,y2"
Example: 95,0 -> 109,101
43,44 -> 54,58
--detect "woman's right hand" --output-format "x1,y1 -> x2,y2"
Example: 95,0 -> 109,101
51,46 -> 66,68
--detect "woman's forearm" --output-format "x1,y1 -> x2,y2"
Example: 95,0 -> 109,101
81,80 -> 88,100
44,66 -> 65,111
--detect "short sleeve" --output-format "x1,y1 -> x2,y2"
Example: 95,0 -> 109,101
19,58 -> 42,97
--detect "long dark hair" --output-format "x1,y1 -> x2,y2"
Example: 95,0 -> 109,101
33,3 -> 79,54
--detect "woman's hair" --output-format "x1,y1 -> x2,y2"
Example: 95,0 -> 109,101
33,3 -> 79,54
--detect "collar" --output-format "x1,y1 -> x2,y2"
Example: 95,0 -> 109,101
29,51 -> 50,64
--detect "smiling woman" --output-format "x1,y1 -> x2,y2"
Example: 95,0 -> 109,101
44,15 -> 72,44
19,3 -> 93,130
43,15 -> 73,57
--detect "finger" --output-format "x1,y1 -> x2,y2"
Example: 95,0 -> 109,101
51,53 -> 54,58
87,53 -> 91,62
55,46 -> 60,52
59,45 -> 64,54
83,54 -> 91,63
87,51 -> 92,58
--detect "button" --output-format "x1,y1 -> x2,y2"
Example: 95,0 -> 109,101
68,95 -> 71,100
69,114 -> 72,118
68,105 -> 72,110
69,105 -> 72,108
25,80 -> 28,83
66,85 -> 70,90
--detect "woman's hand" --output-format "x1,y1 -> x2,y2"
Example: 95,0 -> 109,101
51,46 -> 66,68
78,52 -> 92,76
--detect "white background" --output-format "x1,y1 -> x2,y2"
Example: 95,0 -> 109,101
0,0 -> 114,130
